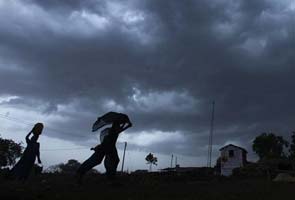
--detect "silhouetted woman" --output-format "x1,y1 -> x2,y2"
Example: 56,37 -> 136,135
11,123 -> 43,181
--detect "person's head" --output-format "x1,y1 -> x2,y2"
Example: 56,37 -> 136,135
32,123 -> 44,136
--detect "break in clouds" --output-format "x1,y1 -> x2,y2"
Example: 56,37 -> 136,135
0,0 -> 295,158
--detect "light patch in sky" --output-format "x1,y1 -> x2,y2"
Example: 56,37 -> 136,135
0,0 -> 63,39
106,1 -> 140,22
102,99 -> 125,112
271,0 -> 295,11
224,0 -> 243,22
291,0 -> 295,10
240,37 -> 266,55
70,10 -> 109,31
56,100 -> 93,118
106,1 -> 152,44
123,10 -> 145,24
0,59 -> 26,72
0,1 -> 109,37
119,130 -> 185,147
213,22 -> 237,39
130,88 -> 197,113
0,95 -> 19,104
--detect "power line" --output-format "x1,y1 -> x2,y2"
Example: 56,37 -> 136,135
0,113 -> 85,138
41,142 -> 128,152
41,147 -> 89,151
0,113 -> 34,126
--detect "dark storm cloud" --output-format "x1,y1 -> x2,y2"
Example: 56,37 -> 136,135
0,0 -> 295,156
27,0 -> 106,14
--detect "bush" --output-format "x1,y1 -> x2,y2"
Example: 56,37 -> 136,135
233,159 -> 295,179
232,163 -> 267,178
259,158 -> 293,171
0,167 -> 10,178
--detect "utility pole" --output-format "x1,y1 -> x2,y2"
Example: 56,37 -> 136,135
121,142 -> 127,173
207,101 -> 215,168
170,154 -> 174,168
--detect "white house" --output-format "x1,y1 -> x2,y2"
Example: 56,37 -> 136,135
219,144 -> 247,176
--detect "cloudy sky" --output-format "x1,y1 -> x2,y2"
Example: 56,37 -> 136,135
0,0 -> 295,171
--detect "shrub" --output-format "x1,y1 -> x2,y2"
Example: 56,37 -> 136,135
232,163 -> 267,178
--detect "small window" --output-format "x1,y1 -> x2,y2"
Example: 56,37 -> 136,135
229,150 -> 234,157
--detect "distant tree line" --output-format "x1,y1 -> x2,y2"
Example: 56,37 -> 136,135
46,159 -> 99,174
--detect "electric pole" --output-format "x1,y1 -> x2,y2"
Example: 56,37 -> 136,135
121,142 -> 127,173
207,101 -> 215,168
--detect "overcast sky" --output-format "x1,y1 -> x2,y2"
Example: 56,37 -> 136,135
0,0 -> 295,171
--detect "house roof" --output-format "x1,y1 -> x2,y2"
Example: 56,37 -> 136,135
219,144 -> 248,153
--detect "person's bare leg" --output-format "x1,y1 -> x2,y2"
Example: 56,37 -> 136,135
104,148 -> 120,181
76,150 -> 104,184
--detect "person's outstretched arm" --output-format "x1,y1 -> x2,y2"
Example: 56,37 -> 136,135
25,131 -> 32,144
90,144 -> 101,151
119,120 -> 132,133
36,144 -> 42,164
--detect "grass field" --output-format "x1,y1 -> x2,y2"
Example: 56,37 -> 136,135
0,173 -> 294,200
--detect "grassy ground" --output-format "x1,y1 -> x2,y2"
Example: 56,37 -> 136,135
0,173 -> 294,200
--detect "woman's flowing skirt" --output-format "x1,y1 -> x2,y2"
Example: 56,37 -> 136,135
11,143 -> 38,180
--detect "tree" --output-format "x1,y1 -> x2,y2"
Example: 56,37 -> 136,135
252,133 -> 289,160
46,159 -> 80,174
58,159 -> 81,174
46,159 -> 99,174
145,153 -> 157,171
0,136 -> 23,168
289,131 -> 295,160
